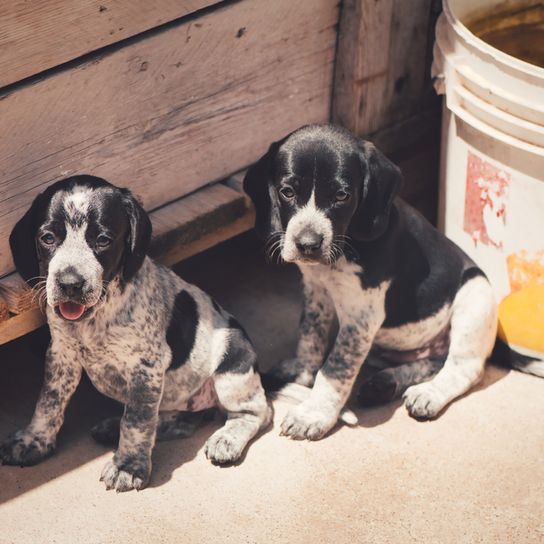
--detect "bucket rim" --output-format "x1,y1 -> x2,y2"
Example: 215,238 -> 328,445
442,0 -> 544,78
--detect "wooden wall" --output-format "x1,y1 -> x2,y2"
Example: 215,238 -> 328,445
0,1 -> 221,87
0,0 -> 339,278
0,0 -> 443,343
0,0 -> 442,279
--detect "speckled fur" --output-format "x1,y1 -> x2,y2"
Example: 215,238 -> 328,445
0,178 -> 271,491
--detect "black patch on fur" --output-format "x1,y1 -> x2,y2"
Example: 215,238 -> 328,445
350,201 -> 485,327
85,190 -> 131,282
167,290 -> 198,370
215,317 -> 256,374
461,267 -> 486,285
492,337 -> 542,373
259,372 -> 289,392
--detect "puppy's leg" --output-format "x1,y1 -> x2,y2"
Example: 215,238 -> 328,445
274,274 -> 335,386
358,358 -> 444,407
281,297 -> 385,440
100,359 -> 165,492
205,328 -> 271,464
0,345 -> 82,466
403,276 -> 498,419
206,371 -> 271,465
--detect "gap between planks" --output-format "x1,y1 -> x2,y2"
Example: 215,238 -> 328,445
0,175 -> 253,345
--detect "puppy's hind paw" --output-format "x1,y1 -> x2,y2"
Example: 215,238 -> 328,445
0,430 -> 54,466
403,382 -> 447,420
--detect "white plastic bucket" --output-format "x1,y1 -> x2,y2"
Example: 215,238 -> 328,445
433,0 -> 544,360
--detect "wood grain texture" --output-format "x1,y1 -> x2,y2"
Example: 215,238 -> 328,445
0,308 -> 46,346
332,0 -> 394,136
149,181 -> 252,265
0,0 -> 221,87
0,177 -> 254,344
0,0 -> 338,277
332,0 -> 441,139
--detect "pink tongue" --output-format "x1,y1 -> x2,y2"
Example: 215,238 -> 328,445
58,302 -> 85,320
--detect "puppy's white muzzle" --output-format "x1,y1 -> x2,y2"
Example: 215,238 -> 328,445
282,205 -> 333,264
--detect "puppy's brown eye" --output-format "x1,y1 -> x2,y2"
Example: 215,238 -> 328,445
279,186 -> 295,200
40,233 -> 55,246
96,235 -> 112,248
335,190 -> 350,202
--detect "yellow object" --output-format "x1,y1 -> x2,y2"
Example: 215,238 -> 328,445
498,285 -> 544,356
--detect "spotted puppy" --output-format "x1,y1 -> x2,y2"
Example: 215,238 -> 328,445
244,124 -> 498,440
0,175 -> 271,491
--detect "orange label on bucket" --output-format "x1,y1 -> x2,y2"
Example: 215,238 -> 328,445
498,250 -> 544,359
507,250 -> 544,293
464,151 -> 509,249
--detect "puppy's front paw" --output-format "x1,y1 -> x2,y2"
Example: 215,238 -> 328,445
280,403 -> 337,440
0,430 -> 54,466
403,382 -> 447,420
100,455 -> 151,492
205,429 -> 246,465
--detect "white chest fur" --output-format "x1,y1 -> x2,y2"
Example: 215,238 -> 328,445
299,259 -> 388,330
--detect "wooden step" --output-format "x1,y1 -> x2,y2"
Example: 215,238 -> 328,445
0,176 -> 253,345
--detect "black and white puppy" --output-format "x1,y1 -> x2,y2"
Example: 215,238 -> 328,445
0,175 -> 271,491
244,124 -> 498,440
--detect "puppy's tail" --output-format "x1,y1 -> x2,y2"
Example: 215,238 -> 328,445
261,373 -> 358,426
492,338 -> 544,378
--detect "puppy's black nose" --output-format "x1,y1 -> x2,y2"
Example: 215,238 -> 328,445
295,232 -> 323,255
57,270 -> 86,297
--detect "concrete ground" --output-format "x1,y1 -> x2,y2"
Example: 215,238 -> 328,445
0,233 -> 543,544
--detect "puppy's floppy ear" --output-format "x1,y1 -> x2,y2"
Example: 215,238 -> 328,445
349,141 -> 403,241
9,191 -> 49,286
243,135 -> 289,239
120,190 -> 152,281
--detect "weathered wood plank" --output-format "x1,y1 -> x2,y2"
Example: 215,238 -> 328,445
332,0 -> 394,136
332,0 -> 440,138
332,0 -> 441,222
0,308 -> 46,346
0,177 -> 254,345
0,0 -> 221,87
0,275 -> 36,315
0,0 -> 338,278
